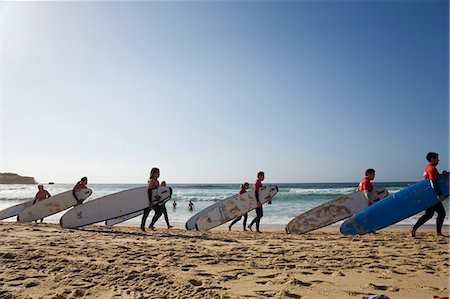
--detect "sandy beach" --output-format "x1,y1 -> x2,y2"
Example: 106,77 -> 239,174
0,222 -> 448,299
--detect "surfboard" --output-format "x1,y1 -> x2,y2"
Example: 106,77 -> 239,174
340,172 -> 449,235
18,189 -> 93,223
186,185 -> 278,231
60,186 -> 172,229
185,197 -> 230,230
0,201 -> 34,220
105,191 -> 173,226
285,188 -> 388,234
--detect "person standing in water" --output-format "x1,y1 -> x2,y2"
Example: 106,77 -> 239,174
248,171 -> 265,233
411,152 -> 447,237
188,200 -> 194,212
33,184 -> 51,223
141,168 -> 159,232
228,182 -> 249,231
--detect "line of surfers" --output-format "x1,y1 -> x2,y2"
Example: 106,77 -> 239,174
30,151 -> 446,237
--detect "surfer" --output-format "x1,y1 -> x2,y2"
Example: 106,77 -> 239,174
148,181 -> 173,230
141,168 -> 160,232
358,169 -> 384,205
188,200 -> 194,212
248,171 -> 266,233
228,182 -> 249,231
33,184 -> 51,223
73,177 -> 88,205
410,152 -> 447,238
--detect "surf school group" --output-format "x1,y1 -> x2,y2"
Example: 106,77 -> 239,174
1,151 -> 448,237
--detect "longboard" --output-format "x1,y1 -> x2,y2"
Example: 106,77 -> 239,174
185,197 -> 230,230
18,189 -> 93,222
186,185 -> 278,231
340,172 -> 449,235
0,201 -> 34,220
285,188 -> 388,234
60,186 -> 172,229
105,191 -> 172,226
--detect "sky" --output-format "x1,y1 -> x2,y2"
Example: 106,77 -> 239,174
1,0 -> 448,184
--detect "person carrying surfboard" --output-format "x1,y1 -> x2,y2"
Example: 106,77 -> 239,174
73,177 -> 88,205
410,152 -> 447,238
148,180 -> 173,230
228,182 -> 249,231
141,168 -> 160,232
33,184 -> 51,223
357,169 -> 384,205
248,171 -> 265,233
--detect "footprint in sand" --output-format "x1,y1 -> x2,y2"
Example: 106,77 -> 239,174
286,278 -> 312,287
277,290 -> 302,298
367,283 -> 399,292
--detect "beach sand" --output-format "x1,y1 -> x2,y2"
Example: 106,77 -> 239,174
0,222 -> 448,299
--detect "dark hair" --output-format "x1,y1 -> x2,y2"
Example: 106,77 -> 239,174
365,169 -> 375,176
240,182 -> 249,189
257,171 -> 265,178
149,168 -> 160,179
426,152 -> 439,162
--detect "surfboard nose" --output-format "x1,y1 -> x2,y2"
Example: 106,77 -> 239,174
339,220 -> 355,235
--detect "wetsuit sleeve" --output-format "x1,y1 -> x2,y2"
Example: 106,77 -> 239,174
430,179 -> 443,196
147,189 -> 153,206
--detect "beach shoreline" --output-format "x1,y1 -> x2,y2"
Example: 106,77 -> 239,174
0,222 -> 448,299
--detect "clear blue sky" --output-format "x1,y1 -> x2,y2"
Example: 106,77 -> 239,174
1,1 -> 448,184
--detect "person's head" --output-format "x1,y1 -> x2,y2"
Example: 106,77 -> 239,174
149,168 -> 160,179
80,177 -> 88,184
161,181 -> 166,186
257,171 -> 265,181
426,152 -> 439,166
38,184 -> 44,190
365,169 -> 375,180
241,182 -> 250,190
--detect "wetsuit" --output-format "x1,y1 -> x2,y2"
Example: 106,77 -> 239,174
249,179 -> 263,232
412,163 -> 446,234
141,179 -> 159,230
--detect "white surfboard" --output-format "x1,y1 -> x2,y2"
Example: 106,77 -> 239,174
0,200 -> 34,220
285,188 -> 388,234
185,197 -> 229,230
187,185 -> 278,231
105,190 -> 173,226
18,189 -> 93,223
60,186 -> 172,229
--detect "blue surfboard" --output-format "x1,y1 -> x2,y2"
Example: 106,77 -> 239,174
340,172 -> 449,235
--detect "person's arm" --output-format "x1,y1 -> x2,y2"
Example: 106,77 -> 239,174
147,189 -> 154,208
362,190 -> 372,205
429,169 -> 445,202
430,179 -> 445,202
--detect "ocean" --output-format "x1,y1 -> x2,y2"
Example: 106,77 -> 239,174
1,182 -> 449,228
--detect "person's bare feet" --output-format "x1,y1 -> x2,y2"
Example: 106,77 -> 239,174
437,232 -> 447,237
247,224 -> 252,232
410,229 -> 416,237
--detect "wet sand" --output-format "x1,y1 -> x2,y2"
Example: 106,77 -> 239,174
0,222 -> 448,299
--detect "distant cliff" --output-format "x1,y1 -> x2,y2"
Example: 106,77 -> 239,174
0,173 -> 36,184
